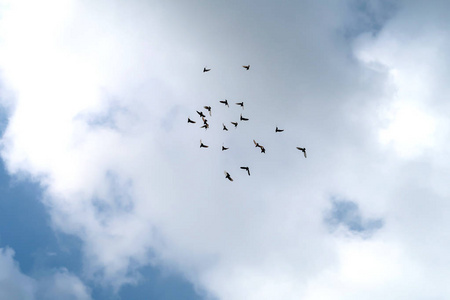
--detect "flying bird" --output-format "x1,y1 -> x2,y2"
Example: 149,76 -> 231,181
242,65 -> 250,70
296,147 -> 307,158
224,171 -> 233,181
223,123 -> 228,131
187,118 -> 196,123
203,67 -> 211,72
235,102 -> 244,109
240,166 -> 250,176
196,110 -> 205,118
202,117 -> 208,125
200,140 -> 209,148
240,114 -> 249,121
200,123 -> 209,130
219,99 -> 229,107
275,127 -> 284,132
231,121 -> 238,128
204,106 -> 211,116
222,145 -> 229,151
253,139 -> 265,153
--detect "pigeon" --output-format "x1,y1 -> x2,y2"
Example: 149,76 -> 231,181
253,139 -> 265,153
240,166 -> 250,176
219,99 -> 229,107
243,65 -> 250,70
231,122 -> 238,128
275,127 -> 284,132
296,147 -> 307,158
222,145 -> 229,151
197,110 -> 206,118
188,118 -> 196,123
204,106 -> 212,116
223,123 -> 228,131
240,114 -> 249,121
203,67 -> 211,72
236,102 -> 244,109
224,171 -> 233,181
200,140 -> 209,148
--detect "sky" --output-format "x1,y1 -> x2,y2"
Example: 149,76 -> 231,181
1,0 -> 450,299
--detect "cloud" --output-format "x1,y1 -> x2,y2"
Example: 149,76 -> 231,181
1,0 -> 450,299
0,247 -> 92,300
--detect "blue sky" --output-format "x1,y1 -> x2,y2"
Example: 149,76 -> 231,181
2,0 -> 450,299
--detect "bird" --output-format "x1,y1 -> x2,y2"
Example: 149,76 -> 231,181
204,106 -> 212,116
253,139 -> 265,153
275,127 -> 284,132
188,118 -> 196,123
196,110 -> 205,118
203,67 -> 210,72
219,99 -> 229,107
243,65 -> 250,70
202,117 -> 208,125
224,171 -> 233,181
200,140 -> 209,148
223,123 -> 228,131
231,122 -> 238,128
200,123 -> 209,130
240,166 -> 250,176
222,145 -> 229,151
296,147 -> 307,158
235,102 -> 244,109
240,114 -> 249,121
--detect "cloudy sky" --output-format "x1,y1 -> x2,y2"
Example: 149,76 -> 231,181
1,0 -> 450,299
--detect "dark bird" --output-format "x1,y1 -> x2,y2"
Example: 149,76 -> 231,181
204,106 -> 212,116
240,166 -> 250,176
296,147 -> 307,158
223,123 -> 228,131
200,140 -> 209,148
275,127 -> 284,132
235,102 -> 244,109
203,67 -> 210,72
222,145 -> 229,151
200,123 -> 209,130
202,117 -> 208,125
231,122 -> 238,128
197,110 -> 205,118
253,139 -> 265,153
219,99 -> 229,107
240,114 -> 249,121
242,65 -> 250,70
188,118 -> 196,123
224,171 -> 233,181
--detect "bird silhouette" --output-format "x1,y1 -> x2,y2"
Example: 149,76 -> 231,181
240,114 -> 249,121
231,122 -> 238,128
202,117 -> 208,125
200,140 -> 209,148
200,123 -> 209,130
188,118 -> 196,123
296,147 -> 307,158
204,106 -> 212,116
224,171 -> 233,181
222,145 -> 229,151
243,65 -> 250,70
197,111 -> 205,118
203,67 -> 210,72
253,140 -> 265,153
240,166 -> 250,176
235,102 -> 244,109
275,127 -> 284,132
223,123 -> 228,131
219,99 -> 229,107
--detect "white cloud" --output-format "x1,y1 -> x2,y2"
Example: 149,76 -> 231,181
1,0 -> 450,299
0,247 -> 92,300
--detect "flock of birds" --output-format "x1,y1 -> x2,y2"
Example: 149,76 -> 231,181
189,65 -> 307,182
